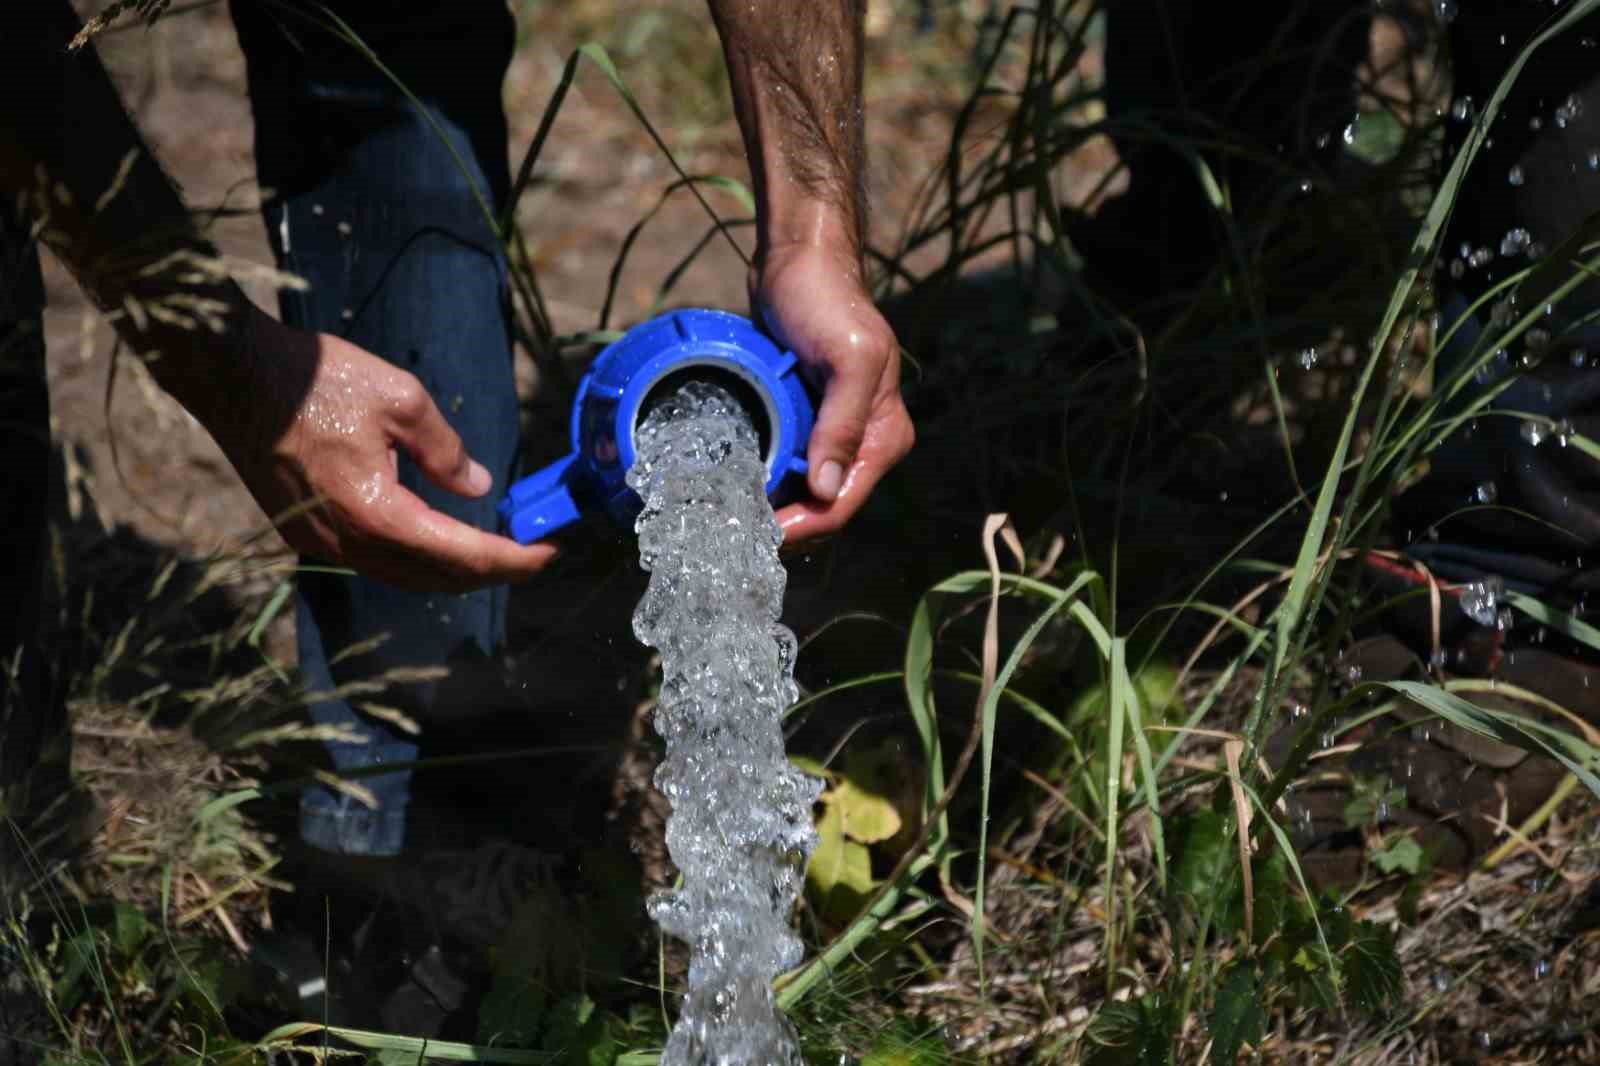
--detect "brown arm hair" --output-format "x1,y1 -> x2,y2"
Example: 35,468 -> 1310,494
705,1 -> 869,263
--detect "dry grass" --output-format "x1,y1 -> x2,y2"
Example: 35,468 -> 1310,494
69,702 -> 279,955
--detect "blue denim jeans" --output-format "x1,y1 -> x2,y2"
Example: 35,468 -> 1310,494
233,1 -> 520,855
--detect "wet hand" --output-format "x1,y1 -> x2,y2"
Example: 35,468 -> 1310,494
214,308 -> 556,591
753,243 -> 914,545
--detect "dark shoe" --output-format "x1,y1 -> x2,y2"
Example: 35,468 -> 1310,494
1265,553 -> 1600,886
254,839 -> 574,1039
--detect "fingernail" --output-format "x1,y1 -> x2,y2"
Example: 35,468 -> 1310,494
466,459 -> 492,495
816,460 -> 844,501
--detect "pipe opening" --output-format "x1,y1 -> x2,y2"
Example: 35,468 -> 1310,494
637,363 -> 776,469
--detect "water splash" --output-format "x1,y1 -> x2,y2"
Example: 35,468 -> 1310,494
629,380 -> 821,1066
1459,576 -> 1504,627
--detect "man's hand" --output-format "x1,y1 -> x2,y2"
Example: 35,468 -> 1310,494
707,0 -> 915,546
4,2 -> 550,593
213,307 -> 556,592
756,242 -> 913,544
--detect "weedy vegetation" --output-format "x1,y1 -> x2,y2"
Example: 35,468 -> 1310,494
10,0 -> 1600,1063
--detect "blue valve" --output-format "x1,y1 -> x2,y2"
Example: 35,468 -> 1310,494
499,308 -> 816,543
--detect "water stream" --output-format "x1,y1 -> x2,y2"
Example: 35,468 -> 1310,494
628,381 -> 821,1066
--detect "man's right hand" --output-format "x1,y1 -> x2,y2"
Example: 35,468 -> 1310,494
211,306 -> 555,592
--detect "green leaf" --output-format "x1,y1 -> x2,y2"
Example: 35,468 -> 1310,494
1208,963 -> 1266,1066
112,902 -> 153,957
1068,661 -> 1180,728
541,994 -> 617,1066
1251,846 -> 1293,940
180,954 -> 228,1018
1371,834 -> 1424,876
1385,680 -> 1600,798
1170,809 -> 1230,912
1343,921 -> 1404,1015
1341,778 -> 1407,829
375,1048 -> 426,1066
1344,109 -> 1407,166
806,800 -> 873,923
259,1023 -> 550,1063
54,926 -> 98,1007
787,755 -> 833,781
1278,900 -> 1346,1012
1083,993 -> 1178,1066
478,973 -> 547,1049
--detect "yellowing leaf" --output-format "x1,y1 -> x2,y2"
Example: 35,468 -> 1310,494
834,748 -> 906,844
807,800 -> 873,923
835,782 -> 902,846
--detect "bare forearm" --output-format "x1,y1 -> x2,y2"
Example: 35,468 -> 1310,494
0,0 -> 254,420
706,0 -> 868,264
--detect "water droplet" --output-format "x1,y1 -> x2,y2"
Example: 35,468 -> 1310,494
1460,576 -> 1504,626
1435,0 -> 1458,23
1297,346 -> 1320,370
1496,605 -> 1515,631
1500,227 -> 1531,257
1522,420 -> 1548,446
1476,349 -> 1510,385
1474,480 -> 1498,504
1509,164 -> 1526,186
1342,117 -> 1360,146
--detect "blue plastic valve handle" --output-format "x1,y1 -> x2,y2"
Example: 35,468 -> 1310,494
499,308 -> 816,544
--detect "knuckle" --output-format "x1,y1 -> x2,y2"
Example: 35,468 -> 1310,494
387,373 -> 428,418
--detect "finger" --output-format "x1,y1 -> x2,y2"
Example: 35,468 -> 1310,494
781,404 -> 915,544
365,487 -> 559,591
385,373 -> 493,498
779,460 -> 872,543
806,356 -> 877,503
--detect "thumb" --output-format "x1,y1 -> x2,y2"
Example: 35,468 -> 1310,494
807,358 -> 873,502
387,376 -> 494,498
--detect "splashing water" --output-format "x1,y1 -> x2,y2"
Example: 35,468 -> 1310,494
1459,575 -> 1504,627
628,380 -> 821,1066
